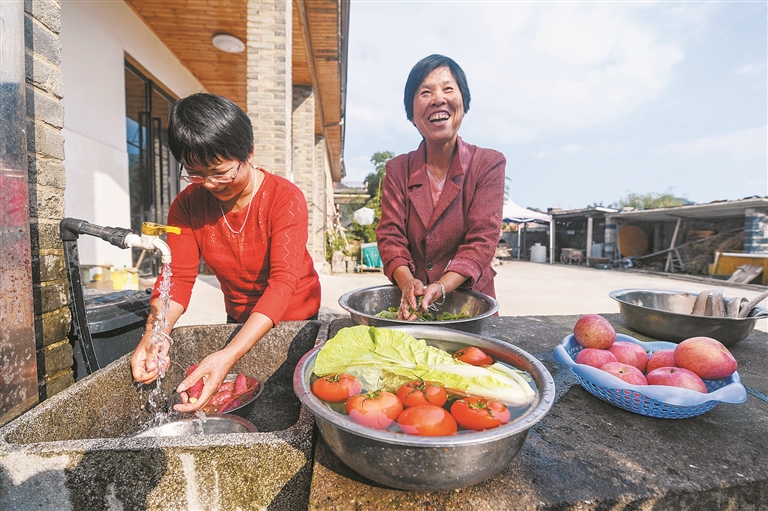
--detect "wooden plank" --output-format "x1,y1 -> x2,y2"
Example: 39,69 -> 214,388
727,264 -> 763,284
664,218 -> 682,272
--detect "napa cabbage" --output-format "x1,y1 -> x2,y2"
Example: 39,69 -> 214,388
313,325 -> 535,407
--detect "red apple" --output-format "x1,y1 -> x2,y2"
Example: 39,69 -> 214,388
608,342 -> 648,373
647,349 -> 677,374
646,367 -> 708,393
674,337 -> 737,380
573,314 -> 616,349
575,348 -> 617,368
600,362 -> 648,386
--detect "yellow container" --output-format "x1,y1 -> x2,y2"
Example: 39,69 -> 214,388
110,268 -> 140,291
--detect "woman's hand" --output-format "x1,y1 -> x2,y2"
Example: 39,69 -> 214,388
131,298 -> 184,385
398,277 -> 426,320
420,281 -> 445,311
173,312 -> 274,413
130,330 -> 171,385
174,349 -> 237,413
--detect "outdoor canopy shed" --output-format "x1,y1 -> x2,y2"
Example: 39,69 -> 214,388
502,200 -> 553,261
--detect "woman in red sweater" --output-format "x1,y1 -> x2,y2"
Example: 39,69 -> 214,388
130,93 -> 321,412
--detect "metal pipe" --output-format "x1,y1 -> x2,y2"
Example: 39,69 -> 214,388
60,218 -> 173,264
59,218 -> 177,377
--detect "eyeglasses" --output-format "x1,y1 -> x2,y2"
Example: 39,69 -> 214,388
179,162 -> 242,185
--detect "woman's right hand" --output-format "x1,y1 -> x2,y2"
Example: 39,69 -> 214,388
398,278 -> 425,320
130,330 -> 171,385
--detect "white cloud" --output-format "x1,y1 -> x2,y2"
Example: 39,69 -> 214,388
347,2 -> 688,149
343,1 -> 766,207
665,125 -> 767,160
737,63 -> 766,75
473,3 -> 685,138
560,144 -> 582,153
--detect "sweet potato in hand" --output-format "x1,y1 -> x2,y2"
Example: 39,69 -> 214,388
185,364 -> 205,403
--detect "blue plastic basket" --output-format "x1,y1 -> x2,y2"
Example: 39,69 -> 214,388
553,334 -> 747,419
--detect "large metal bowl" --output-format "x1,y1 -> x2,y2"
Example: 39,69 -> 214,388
609,288 -> 767,346
338,285 -> 499,333
134,415 -> 257,437
293,325 -> 555,491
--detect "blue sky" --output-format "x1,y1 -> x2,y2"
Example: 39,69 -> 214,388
341,1 -> 767,211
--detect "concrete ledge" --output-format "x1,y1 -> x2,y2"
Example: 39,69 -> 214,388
0,320 -> 327,510
309,316 -> 768,510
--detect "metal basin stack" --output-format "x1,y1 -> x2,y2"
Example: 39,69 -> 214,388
294,325 -> 555,491
610,289 -> 766,345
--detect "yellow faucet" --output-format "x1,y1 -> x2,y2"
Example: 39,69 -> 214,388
124,223 -> 181,264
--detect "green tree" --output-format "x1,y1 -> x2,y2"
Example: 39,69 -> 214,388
611,191 -> 688,210
365,151 -> 395,198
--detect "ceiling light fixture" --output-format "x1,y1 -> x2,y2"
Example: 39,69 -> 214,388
212,33 -> 245,53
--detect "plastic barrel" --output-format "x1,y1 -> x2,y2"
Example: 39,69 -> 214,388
530,243 -> 547,263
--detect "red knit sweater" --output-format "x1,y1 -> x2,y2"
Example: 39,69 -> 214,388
152,170 -> 321,325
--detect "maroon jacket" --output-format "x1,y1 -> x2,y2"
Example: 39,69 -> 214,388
376,137 -> 506,297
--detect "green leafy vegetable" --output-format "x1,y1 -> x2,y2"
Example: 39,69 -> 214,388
313,326 -> 535,407
374,298 -> 472,321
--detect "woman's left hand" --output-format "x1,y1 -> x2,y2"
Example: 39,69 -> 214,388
420,281 -> 445,311
174,349 -> 237,413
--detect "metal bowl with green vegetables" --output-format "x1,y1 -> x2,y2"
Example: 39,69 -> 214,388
339,285 -> 499,333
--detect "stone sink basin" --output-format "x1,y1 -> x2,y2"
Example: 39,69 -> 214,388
0,320 -> 324,510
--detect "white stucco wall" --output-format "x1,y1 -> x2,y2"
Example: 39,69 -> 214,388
60,1 -> 204,267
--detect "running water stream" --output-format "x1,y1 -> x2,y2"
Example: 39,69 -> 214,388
146,263 -> 173,410
141,263 -> 211,428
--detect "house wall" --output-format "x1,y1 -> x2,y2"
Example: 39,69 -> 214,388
316,134 -> 332,264
246,0 -> 293,180
21,0 -> 72,403
60,1 -> 203,267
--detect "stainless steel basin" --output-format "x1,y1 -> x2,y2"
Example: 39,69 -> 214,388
609,288 -> 766,345
293,325 -> 555,491
134,415 -> 257,437
338,284 -> 499,333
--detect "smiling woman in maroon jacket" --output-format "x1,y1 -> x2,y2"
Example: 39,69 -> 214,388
376,54 -> 506,320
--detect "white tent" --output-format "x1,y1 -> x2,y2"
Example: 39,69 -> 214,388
502,200 -> 552,223
502,200 -> 554,261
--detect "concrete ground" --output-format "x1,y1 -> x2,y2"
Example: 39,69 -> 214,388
176,261 -> 767,332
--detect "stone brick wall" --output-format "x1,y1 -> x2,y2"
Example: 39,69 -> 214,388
313,134 -> 328,262
25,0 -> 73,399
247,0 -> 292,180
292,85 -> 325,260
744,208 -> 768,254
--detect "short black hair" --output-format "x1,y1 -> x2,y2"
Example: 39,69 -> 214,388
168,93 -> 254,168
403,54 -> 471,122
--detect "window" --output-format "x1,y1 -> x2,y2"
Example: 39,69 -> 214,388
125,61 -> 179,276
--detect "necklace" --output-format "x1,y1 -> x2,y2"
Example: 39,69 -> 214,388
218,185 -> 256,235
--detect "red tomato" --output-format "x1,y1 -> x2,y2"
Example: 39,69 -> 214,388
453,346 -> 493,366
450,397 -> 511,431
397,405 -> 458,436
311,373 -> 363,403
397,380 -> 447,408
345,391 -> 403,430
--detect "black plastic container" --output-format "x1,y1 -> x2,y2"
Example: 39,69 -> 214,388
70,288 -> 151,381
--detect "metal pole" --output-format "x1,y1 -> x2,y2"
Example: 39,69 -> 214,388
549,219 -> 555,264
